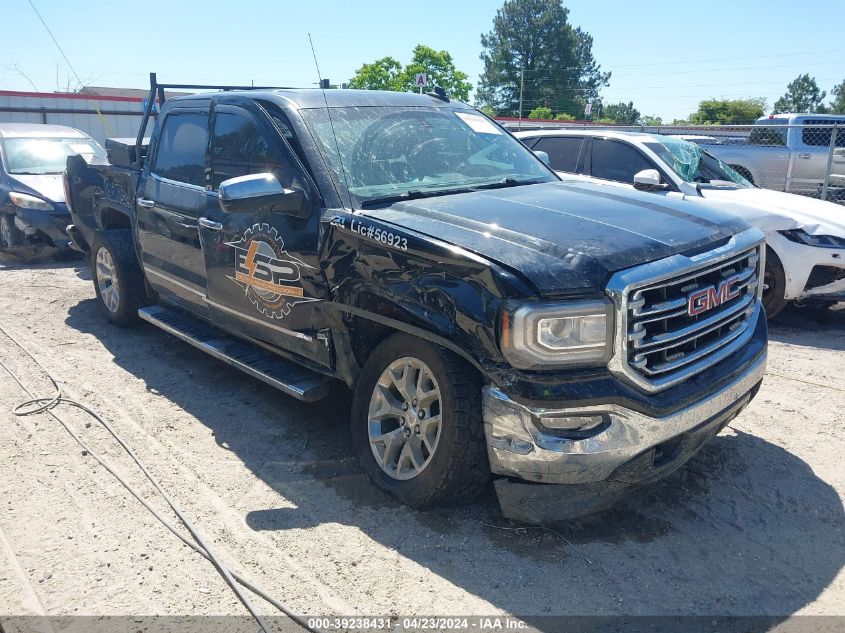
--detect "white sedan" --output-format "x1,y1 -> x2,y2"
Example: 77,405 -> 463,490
517,129 -> 845,318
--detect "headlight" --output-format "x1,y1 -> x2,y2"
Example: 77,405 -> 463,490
501,299 -> 614,369
780,229 -> 845,249
8,192 -> 54,211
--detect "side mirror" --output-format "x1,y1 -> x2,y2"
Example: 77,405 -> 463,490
633,168 -> 668,191
533,150 -> 551,166
218,173 -> 309,218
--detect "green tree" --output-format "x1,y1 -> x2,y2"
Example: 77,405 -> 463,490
348,45 -> 473,101
641,115 -> 663,126
528,105 -> 553,119
830,79 -> 845,114
689,98 -> 767,125
554,113 -> 575,121
476,0 -> 609,117
401,45 -> 473,101
773,74 -> 827,114
348,56 -> 403,92
603,101 -> 641,125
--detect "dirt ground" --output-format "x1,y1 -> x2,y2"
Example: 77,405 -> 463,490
0,259 -> 843,628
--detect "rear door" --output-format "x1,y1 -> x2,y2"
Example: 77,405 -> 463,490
791,118 -> 845,194
529,136 -> 586,175
136,107 -> 212,315
198,99 -> 331,366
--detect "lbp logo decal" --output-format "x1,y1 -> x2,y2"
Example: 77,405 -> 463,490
226,223 -> 316,319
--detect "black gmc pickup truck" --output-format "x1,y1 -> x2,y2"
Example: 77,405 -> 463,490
65,77 -> 767,523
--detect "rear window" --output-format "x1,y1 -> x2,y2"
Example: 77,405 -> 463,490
152,112 -> 208,187
748,123 -> 787,147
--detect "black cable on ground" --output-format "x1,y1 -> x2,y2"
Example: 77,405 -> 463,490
0,322 -> 318,633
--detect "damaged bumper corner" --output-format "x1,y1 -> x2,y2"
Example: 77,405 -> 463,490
482,353 -> 767,524
11,208 -> 73,250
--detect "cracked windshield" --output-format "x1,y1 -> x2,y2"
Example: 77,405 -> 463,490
644,137 -> 751,187
301,106 -> 556,207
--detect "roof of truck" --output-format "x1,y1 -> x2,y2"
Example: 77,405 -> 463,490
0,122 -> 90,138
164,88 -> 467,110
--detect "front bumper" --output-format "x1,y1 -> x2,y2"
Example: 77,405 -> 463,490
10,207 -> 72,249
483,351 -> 766,523
768,231 -> 845,301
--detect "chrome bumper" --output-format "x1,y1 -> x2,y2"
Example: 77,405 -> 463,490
483,352 -> 767,486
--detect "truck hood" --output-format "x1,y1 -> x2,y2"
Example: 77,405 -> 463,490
699,186 -> 845,237
364,181 -> 747,296
7,174 -> 65,203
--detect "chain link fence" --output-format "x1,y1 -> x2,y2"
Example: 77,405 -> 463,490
500,118 -> 845,204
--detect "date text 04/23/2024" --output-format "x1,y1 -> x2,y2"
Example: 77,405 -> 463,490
331,216 -> 408,251
305,617 -> 528,630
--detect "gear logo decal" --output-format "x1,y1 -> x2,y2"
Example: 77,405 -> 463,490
226,223 -> 316,319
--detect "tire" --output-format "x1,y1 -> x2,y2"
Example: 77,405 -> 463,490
351,333 -> 490,509
90,229 -> 147,326
0,213 -> 24,249
762,245 -> 788,319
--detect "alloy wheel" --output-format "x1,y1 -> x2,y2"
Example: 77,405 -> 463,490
96,246 -> 120,314
367,357 -> 442,480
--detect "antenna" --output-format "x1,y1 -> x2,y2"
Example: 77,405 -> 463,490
308,33 -> 352,208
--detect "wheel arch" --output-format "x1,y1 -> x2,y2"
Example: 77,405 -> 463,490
324,296 -> 491,390
98,205 -> 132,231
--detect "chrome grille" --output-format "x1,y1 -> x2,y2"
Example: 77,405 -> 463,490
606,230 -> 765,393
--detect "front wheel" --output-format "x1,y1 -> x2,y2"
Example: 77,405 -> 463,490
762,246 -> 788,319
351,333 -> 490,509
0,213 -> 24,250
91,229 -> 147,326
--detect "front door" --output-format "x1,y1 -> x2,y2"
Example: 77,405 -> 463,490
198,99 -> 331,366
136,107 -> 211,315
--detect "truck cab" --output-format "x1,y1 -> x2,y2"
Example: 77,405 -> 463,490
66,78 -> 767,523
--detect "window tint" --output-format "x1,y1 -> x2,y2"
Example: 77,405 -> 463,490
800,120 -> 845,148
152,113 -> 207,186
748,125 -> 787,147
211,111 -> 278,189
590,139 -> 654,183
532,137 -> 584,173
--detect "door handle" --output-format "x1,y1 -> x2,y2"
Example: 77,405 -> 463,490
137,197 -> 156,208
798,152 -> 812,159
199,217 -> 223,231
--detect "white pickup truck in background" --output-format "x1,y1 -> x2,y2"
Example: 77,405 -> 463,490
696,114 -> 845,201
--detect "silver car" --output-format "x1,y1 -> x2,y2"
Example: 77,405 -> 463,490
696,113 -> 845,198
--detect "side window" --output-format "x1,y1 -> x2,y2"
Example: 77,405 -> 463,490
254,100 -> 311,173
211,112 -> 278,189
801,120 -> 845,148
152,113 -> 208,187
590,139 -> 654,184
532,137 -> 584,173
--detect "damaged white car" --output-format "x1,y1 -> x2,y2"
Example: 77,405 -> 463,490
516,129 -> 845,317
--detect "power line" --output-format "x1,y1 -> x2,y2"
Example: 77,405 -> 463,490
517,49 -> 845,73
26,0 -> 115,136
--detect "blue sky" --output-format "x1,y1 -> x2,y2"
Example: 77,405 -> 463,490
3,0 -> 843,121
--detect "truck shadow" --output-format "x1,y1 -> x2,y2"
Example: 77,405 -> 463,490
768,303 -> 845,352
64,298 -> 845,625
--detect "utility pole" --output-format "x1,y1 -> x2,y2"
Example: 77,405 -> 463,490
518,68 -> 525,129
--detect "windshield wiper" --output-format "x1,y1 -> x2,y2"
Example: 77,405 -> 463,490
358,178 -> 545,209
471,177 -> 546,191
359,187 -> 474,208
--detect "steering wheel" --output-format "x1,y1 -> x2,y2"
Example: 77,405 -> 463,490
406,138 -> 451,180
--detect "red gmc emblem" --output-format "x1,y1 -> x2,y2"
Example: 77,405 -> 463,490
687,275 -> 742,316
